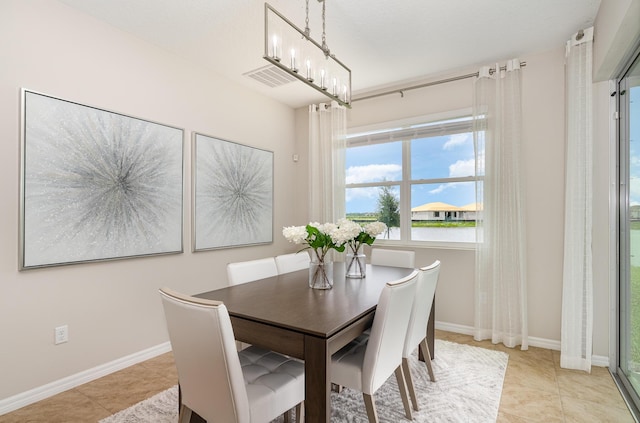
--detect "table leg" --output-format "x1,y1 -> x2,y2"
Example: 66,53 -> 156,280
304,334 -> 331,423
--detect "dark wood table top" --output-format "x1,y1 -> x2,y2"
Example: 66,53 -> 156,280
196,262 -> 416,339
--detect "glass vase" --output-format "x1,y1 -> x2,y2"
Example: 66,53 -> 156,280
345,248 -> 366,279
309,259 -> 333,289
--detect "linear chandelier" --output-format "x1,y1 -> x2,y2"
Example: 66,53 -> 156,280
263,1 -> 352,108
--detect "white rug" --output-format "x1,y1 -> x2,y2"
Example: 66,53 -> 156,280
100,340 -> 508,423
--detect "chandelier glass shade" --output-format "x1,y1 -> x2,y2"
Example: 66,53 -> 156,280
263,2 -> 352,108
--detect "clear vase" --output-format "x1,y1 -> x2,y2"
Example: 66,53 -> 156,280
345,248 -> 366,279
309,260 -> 333,289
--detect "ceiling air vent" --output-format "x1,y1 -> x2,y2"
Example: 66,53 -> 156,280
243,64 -> 297,88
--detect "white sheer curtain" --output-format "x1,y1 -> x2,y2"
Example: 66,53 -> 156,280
308,101 -> 346,224
473,59 -> 528,350
561,27 -> 594,372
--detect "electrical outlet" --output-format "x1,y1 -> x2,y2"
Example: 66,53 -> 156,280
54,325 -> 68,345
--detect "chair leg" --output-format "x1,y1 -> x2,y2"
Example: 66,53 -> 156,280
363,393 -> 379,423
284,409 -> 290,423
178,404 -> 192,423
394,365 -> 413,420
295,402 -> 304,423
419,339 -> 436,381
402,357 -> 419,411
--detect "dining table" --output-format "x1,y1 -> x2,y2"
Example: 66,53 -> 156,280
195,262 -> 435,423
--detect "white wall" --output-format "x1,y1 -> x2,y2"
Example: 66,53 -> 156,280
321,46 -> 613,356
0,0 -> 302,402
593,0 -> 640,81
1,0 -> 625,410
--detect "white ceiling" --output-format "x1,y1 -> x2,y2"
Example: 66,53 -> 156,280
58,0 -> 601,108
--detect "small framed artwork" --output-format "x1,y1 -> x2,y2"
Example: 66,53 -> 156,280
20,89 -> 184,269
193,133 -> 273,251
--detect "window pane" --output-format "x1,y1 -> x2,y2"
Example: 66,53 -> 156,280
410,182 -> 477,242
411,132 -> 475,180
346,185 -> 400,240
346,142 -> 402,183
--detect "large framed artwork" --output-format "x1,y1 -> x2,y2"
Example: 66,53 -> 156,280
20,89 -> 184,269
193,133 -> 273,251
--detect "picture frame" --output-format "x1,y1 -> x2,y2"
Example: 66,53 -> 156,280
193,133 -> 273,251
20,89 -> 184,269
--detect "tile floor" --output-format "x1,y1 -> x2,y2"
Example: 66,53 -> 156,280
0,330 -> 635,422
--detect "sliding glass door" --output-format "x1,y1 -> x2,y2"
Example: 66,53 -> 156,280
619,47 -> 640,415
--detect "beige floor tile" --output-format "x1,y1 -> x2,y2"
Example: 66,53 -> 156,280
551,349 -> 561,368
562,396 -> 635,423
502,358 -> 559,395
499,385 -> 564,422
556,366 -> 628,409
0,389 -> 111,423
75,362 -> 176,414
434,330 -> 497,350
497,411 -> 539,423
138,351 -> 178,382
495,344 -> 555,367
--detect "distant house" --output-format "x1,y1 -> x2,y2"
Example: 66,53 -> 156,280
631,205 -> 640,220
459,202 -> 483,221
411,202 -> 482,221
411,202 -> 460,221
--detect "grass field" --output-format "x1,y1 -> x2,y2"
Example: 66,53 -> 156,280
346,214 -> 476,228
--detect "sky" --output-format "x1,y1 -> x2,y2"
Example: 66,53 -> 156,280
345,132 -> 477,214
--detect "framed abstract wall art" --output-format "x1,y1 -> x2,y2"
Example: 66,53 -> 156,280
193,133 -> 273,251
20,89 -> 184,269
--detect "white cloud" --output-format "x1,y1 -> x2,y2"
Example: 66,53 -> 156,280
429,184 -> 448,194
443,133 -> 471,150
345,186 -> 379,202
346,164 -> 401,184
449,159 -> 475,177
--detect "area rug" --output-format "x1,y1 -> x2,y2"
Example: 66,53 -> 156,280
100,340 -> 508,423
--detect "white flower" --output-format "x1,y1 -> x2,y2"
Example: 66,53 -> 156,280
330,224 -> 358,245
282,226 -> 308,244
316,222 -> 337,235
364,221 -> 387,237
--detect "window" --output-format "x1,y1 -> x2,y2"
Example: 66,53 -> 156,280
345,112 -> 480,246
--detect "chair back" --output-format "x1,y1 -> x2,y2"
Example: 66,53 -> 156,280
403,261 -> 440,357
275,252 -> 310,274
159,288 -> 249,423
362,270 -> 419,394
370,248 -> 415,268
227,257 -> 278,285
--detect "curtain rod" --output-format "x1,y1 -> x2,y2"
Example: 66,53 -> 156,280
352,61 -> 527,103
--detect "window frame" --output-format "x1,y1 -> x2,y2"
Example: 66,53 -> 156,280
345,108 -> 478,250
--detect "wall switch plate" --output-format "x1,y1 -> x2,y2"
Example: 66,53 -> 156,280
54,325 -> 68,345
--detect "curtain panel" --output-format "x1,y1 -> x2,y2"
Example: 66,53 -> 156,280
473,59 -> 528,349
560,27 -> 594,372
308,101 -> 346,224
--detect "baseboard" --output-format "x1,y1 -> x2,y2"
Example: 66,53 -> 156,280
0,342 -> 171,416
435,321 -> 609,367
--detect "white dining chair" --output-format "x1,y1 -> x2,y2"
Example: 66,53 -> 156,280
159,287 -> 305,423
331,270 -> 419,423
370,248 -> 415,268
227,257 -> 278,286
226,257 -> 279,351
402,260 -> 440,411
275,252 -> 311,274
